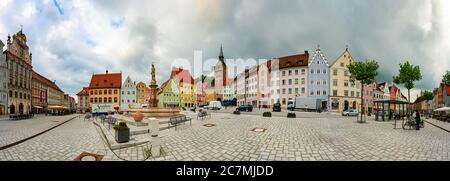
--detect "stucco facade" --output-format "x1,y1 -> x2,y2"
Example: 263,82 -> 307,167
157,79 -> 180,108
120,76 -> 137,111
329,48 -> 361,112
0,40 -> 7,115
307,47 -> 329,110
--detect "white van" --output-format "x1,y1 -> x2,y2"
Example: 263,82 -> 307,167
205,101 -> 222,110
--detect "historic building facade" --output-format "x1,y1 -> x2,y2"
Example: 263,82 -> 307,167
5,30 -> 33,115
31,71 -> 50,113
120,76 -> 137,111
0,40 -> 8,115
307,46 -> 329,110
76,87 -> 89,113
136,81 -> 147,106
276,51 -> 309,108
157,79 -> 180,108
214,46 -> 228,102
329,48 -> 361,112
171,67 -> 196,107
88,71 -> 122,111
236,69 -> 248,106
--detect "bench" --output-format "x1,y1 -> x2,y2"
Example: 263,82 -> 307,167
197,111 -> 211,120
168,115 -> 192,130
106,117 -> 117,129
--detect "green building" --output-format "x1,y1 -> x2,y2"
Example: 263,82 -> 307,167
157,79 -> 180,108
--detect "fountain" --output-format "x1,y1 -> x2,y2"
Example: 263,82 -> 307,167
124,63 -> 181,124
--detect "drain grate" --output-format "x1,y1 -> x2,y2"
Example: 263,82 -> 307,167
74,152 -> 104,161
251,128 -> 267,132
203,123 -> 216,127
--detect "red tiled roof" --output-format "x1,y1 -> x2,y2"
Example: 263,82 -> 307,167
446,85 -> 450,95
277,51 -> 309,69
32,71 -> 64,93
171,67 -> 194,84
225,78 -> 233,86
88,73 -> 122,89
76,87 -> 89,96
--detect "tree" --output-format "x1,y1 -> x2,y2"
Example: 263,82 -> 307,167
422,90 -> 434,115
393,61 -> 422,115
347,60 -> 379,123
442,70 -> 450,85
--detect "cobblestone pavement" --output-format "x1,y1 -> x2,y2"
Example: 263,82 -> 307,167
0,114 -> 78,148
0,113 -> 449,161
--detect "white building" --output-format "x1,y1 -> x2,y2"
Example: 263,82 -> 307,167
0,40 -> 8,115
120,76 -> 137,111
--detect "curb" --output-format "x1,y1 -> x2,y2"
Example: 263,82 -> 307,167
425,120 -> 450,133
0,115 -> 79,151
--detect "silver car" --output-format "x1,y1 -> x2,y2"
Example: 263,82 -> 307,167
342,109 -> 359,116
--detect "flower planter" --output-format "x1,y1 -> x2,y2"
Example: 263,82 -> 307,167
115,128 -> 130,143
233,110 -> 241,115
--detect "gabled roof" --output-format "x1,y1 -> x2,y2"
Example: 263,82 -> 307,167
329,48 -> 354,67
76,87 -> 89,96
277,51 -> 309,69
88,72 -> 122,89
309,46 -> 328,65
158,79 -> 170,95
32,71 -> 63,93
158,79 -> 179,95
171,67 -> 194,84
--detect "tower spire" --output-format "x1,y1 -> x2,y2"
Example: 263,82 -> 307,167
219,44 -> 224,63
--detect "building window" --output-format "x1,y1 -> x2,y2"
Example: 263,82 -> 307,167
121,91 -> 124,95
323,90 -> 327,95
288,79 -> 292,85
310,69 -> 314,74
114,90 -> 118,94
301,69 -> 305,74
302,87 -> 305,93
340,62 -> 345,67
344,80 -> 349,87
295,70 -> 299,75
288,70 -> 292,75
103,97 -> 107,102
114,97 -> 118,103
344,70 -> 349,77
98,98 -> 102,103
127,91 -> 130,95
323,69 -> 327,74
357,92 -> 360,97
95,98 -> 98,103
104,90 -> 107,94
288,88 -> 292,94
351,91 -> 354,97
108,97 -> 112,103
333,69 -> 337,76
282,89 -> 286,94
317,69 -> 320,74
282,80 -> 286,85
333,90 -> 338,96
295,79 -> 299,85
95,90 -> 98,95
282,71 -> 286,76
317,90 -> 321,95
317,80 -> 320,85
108,90 -> 112,94
99,90 -> 102,95
91,90 -> 94,95
301,78 -> 305,85
310,80 -> 314,85
282,98 -> 286,105
90,98 -> 94,103
295,88 -> 299,94
323,80 -> 327,85
344,90 -> 349,97
310,91 -> 314,96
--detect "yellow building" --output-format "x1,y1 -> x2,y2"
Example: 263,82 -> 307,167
136,82 -> 147,106
88,71 -> 122,111
329,48 -> 361,112
171,67 -> 196,107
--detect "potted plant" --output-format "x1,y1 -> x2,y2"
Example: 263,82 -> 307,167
114,122 -> 130,143
233,110 -> 241,115
133,111 -> 143,122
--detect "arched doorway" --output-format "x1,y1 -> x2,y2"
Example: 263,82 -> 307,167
232,98 -> 237,106
353,101 -> 357,110
344,101 -> 349,111
19,103 -> 24,115
10,104 -> 15,114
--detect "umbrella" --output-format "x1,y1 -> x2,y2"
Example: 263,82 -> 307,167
435,107 -> 450,112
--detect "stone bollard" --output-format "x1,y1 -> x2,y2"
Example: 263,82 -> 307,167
148,118 -> 161,157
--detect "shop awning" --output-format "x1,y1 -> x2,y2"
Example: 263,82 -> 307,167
33,106 -> 43,109
435,107 -> 450,112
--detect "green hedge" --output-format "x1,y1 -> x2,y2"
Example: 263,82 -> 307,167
287,113 -> 296,118
263,112 -> 272,117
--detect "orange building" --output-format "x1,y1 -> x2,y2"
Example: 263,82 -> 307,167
88,71 -> 122,112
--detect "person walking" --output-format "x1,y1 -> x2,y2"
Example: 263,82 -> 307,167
415,110 -> 421,130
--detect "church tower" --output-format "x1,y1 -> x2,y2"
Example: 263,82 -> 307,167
214,45 -> 227,101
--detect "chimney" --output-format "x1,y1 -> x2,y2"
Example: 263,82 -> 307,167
106,70 -> 109,74
304,50 -> 308,55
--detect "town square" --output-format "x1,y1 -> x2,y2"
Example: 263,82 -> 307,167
1,1 -> 450,162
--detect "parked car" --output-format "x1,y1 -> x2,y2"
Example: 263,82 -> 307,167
273,103 -> 281,112
236,105 -> 253,112
342,109 -> 359,116
205,101 -> 222,110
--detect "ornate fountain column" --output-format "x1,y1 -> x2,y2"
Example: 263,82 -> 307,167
148,63 -> 158,108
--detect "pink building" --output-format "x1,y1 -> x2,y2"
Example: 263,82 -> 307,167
362,83 -> 376,114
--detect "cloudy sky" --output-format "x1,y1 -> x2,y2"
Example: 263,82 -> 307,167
1,0 -> 449,101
